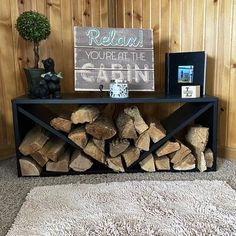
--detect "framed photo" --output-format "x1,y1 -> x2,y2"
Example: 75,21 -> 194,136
74,27 -> 155,91
165,51 -> 206,96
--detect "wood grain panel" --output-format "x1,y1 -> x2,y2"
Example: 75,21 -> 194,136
1,0 -> 236,159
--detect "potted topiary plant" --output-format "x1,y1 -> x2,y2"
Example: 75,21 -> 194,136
16,11 -> 51,96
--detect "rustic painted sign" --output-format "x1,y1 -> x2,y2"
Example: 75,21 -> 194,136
74,27 -> 154,91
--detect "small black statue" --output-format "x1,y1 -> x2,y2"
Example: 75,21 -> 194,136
30,79 -> 49,99
41,57 -> 62,98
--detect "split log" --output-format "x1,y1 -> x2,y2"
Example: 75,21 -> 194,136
204,148 -> 214,168
19,157 -> 42,176
156,141 -> 180,157
69,150 -> 93,172
148,122 -> 166,143
135,131 -> 150,151
116,112 -> 138,139
106,156 -> 125,172
19,126 -> 50,156
197,151 -> 207,172
173,153 -> 196,170
169,142 -> 191,165
68,127 -> 88,149
139,154 -> 156,172
122,146 -> 140,167
46,150 -> 70,172
109,138 -> 130,157
31,148 -> 49,167
124,106 -> 149,134
50,117 -> 72,133
93,138 -> 105,152
41,137 -> 66,162
185,126 -> 209,152
71,105 -> 100,124
86,116 -> 116,140
84,140 -> 105,163
155,156 -> 170,170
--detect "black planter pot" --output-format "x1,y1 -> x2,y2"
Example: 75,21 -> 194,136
24,68 -> 45,97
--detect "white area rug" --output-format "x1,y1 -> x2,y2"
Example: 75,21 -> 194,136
7,180 -> 236,236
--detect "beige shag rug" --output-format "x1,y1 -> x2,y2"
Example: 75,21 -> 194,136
7,180 -> 236,236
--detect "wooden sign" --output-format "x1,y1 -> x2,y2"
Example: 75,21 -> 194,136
74,27 -> 154,91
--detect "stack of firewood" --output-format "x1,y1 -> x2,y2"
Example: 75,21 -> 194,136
18,105 -> 214,176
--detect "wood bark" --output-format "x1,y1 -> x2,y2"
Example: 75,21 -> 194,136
19,126 -> 50,156
116,112 -> 138,139
185,126 -> 209,152
173,153 -> 196,170
109,138 -> 130,157
124,106 -> 149,134
42,137 -> 66,162
148,122 -> 166,143
71,105 -> 100,124
19,157 -> 42,176
68,127 -> 88,149
204,148 -> 214,168
122,146 -> 140,167
106,156 -> 125,172
154,156 -> 170,170
139,154 -> 156,172
169,142 -> 191,165
135,131 -> 150,151
84,140 -> 105,163
46,149 -> 70,172
86,115 -> 117,140
50,117 -> 72,133
93,138 -> 105,152
69,150 -> 93,172
156,141 -> 180,157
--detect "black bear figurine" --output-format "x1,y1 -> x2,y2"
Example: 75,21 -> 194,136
30,79 -> 49,99
41,57 -> 62,99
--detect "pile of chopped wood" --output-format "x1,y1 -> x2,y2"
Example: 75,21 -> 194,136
18,105 -> 214,176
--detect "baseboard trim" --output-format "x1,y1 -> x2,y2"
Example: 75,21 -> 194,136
0,147 -> 15,160
218,147 -> 236,160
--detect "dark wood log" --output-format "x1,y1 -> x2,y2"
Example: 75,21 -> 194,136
185,126 -> 209,152
122,146 -> 140,167
19,157 -> 42,176
156,141 -> 180,157
135,131 -> 150,151
139,153 -> 155,172
71,105 -> 100,124
154,156 -> 170,170
109,138 -> 130,157
83,140 -> 105,163
68,127 -> 88,149
173,153 -> 196,170
86,115 -> 117,140
69,150 -> 93,172
41,137 -> 66,162
46,149 -> 70,172
50,116 -> 72,133
19,126 -> 50,156
106,156 -> 125,172
148,122 -> 166,143
124,106 -> 149,134
116,112 -> 138,140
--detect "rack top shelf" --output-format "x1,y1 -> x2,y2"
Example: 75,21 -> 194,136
12,92 -> 218,104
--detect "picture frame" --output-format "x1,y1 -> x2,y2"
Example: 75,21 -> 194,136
165,51 -> 206,96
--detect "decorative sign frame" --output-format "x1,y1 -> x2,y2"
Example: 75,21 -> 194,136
74,27 -> 154,91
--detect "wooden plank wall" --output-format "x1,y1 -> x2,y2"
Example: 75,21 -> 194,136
0,0 -> 236,160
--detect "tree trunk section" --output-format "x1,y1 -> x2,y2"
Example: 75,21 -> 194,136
135,131 -> 150,151
156,141 -> 180,157
139,154 -> 156,172
106,156 -> 125,172
148,122 -> 166,143
68,127 -> 88,149
109,138 -> 130,157
173,153 -> 196,170
122,146 -> 140,167
155,156 -> 170,170
84,140 -> 105,163
50,117 -> 72,133
19,157 -> 42,176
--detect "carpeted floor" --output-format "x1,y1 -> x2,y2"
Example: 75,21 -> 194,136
1,157 -> 236,236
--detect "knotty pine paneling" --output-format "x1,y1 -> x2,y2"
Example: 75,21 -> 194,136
0,0 -> 236,160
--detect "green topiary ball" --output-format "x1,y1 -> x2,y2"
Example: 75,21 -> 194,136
16,11 -> 50,43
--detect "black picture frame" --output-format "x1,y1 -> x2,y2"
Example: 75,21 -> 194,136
165,51 -> 206,96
